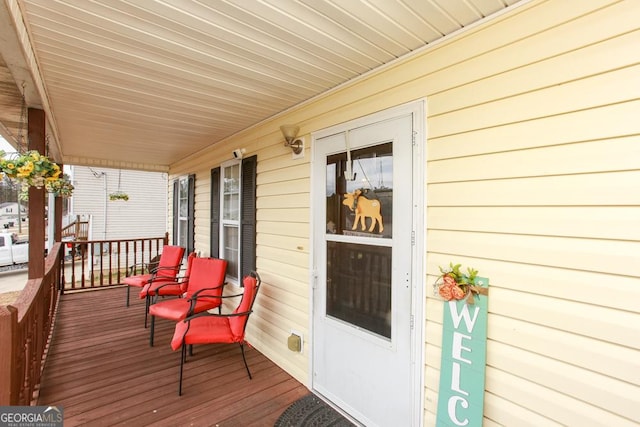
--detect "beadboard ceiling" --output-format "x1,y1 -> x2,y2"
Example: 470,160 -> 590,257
0,0 -> 523,171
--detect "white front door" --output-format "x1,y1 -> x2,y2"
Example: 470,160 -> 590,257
312,106 -> 420,427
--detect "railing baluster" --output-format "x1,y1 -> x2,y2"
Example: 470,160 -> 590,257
124,241 -> 130,278
116,241 -> 121,284
99,242 -> 104,286
82,243 -> 95,289
70,245 -> 75,290
133,240 -> 138,275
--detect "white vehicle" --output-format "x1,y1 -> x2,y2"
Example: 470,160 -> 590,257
0,232 -> 28,267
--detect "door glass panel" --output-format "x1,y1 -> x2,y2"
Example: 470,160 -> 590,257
326,241 -> 392,338
326,143 -> 392,238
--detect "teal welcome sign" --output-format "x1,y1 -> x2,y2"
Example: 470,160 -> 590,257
436,277 -> 489,427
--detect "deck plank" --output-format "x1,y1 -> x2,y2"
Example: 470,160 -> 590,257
37,288 -> 308,426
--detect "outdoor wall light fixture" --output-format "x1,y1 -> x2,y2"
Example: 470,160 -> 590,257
280,124 -> 304,155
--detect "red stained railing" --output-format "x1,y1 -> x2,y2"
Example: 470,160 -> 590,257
61,233 -> 169,292
0,243 -> 62,405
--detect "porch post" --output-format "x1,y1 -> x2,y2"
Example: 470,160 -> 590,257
53,164 -> 63,242
28,107 -> 46,279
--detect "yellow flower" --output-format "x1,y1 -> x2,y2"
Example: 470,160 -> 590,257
17,161 -> 34,177
51,166 -> 61,179
6,162 -> 15,170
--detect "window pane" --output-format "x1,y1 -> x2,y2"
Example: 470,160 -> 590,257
326,143 -> 393,238
223,164 -> 239,192
223,225 -> 239,281
223,164 -> 240,221
326,241 -> 392,339
223,193 -> 239,220
178,219 -> 188,248
178,178 -> 189,218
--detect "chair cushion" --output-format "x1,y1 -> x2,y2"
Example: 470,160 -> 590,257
158,246 -> 185,271
143,252 -> 196,298
122,274 -> 153,287
139,281 -> 183,299
185,258 -> 227,299
171,316 -> 235,351
149,296 -> 221,321
229,275 -> 257,337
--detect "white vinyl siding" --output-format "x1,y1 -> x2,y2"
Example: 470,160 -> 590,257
420,1 -> 640,425
70,166 -> 167,241
167,0 -> 640,424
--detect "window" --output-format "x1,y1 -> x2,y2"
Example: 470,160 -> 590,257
211,155 -> 256,285
172,174 -> 194,255
222,161 -> 240,282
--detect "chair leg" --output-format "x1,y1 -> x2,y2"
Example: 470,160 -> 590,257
240,343 -> 252,379
178,344 -> 186,396
144,296 -> 149,328
126,285 -> 130,307
149,315 -> 155,347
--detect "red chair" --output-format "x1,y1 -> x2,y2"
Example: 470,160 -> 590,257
148,257 -> 228,347
139,252 -> 197,328
171,271 -> 261,396
122,245 -> 185,309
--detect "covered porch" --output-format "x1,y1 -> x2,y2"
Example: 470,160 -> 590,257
38,286 -> 308,426
3,1 -> 639,425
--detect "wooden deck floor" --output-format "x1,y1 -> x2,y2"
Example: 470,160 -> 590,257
37,287 -> 309,427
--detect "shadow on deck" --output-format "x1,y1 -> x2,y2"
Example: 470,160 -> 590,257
37,288 -> 309,426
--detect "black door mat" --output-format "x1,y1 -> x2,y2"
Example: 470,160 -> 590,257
274,393 -> 356,427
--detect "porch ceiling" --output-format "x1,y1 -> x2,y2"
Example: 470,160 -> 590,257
0,0 -> 523,172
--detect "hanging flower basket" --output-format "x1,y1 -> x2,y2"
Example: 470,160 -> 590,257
108,169 -> 129,201
0,150 -> 73,198
109,191 -> 129,201
435,262 -> 487,304
46,173 -> 74,198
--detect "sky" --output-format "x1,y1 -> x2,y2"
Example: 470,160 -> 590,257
0,136 -> 15,153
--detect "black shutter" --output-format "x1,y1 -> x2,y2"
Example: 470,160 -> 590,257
210,167 -> 221,258
187,174 -> 195,255
172,180 -> 179,245
240,155 -> 257,280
